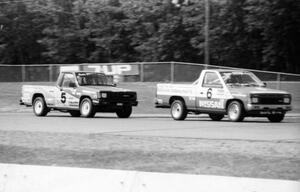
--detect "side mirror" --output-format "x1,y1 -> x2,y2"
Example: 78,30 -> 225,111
263,82 -> 267,87
69,82 -> 77,88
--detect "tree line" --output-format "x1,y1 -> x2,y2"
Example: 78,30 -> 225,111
0,0 -> 299,73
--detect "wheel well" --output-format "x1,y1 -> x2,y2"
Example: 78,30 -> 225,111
226,99 -> 244,110
32,93 -> 44,104
169,96 -> 185,105
79,96 -> 92,104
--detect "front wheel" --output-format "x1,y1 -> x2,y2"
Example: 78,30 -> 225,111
116,105 -> 132,118
227,101 -> 244,122
209,114 -> 224,121
33,97 -> 49,116
267,114 -> 285,122
80,98 -> 96,118
170,100 -> 187,120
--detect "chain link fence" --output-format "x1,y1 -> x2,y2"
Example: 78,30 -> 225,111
1,62 -> 300,85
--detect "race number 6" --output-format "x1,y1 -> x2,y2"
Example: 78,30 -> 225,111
61,92 -> 66,103
207,88 -> 212,99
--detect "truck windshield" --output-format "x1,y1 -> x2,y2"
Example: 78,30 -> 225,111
76,72 -> 110,86
220,71 -> 264,87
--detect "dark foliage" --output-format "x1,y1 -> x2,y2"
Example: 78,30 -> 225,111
0,0 -> 299,73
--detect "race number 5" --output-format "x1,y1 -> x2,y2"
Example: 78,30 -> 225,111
207,88 -> 212,99
61,92 -> 66,103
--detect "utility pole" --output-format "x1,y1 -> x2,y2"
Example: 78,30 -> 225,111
171,0 -> 209,66
204,0 -> 210,67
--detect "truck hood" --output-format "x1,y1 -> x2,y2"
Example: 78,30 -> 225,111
80,86 -> 131,92
228,86 -> 289,96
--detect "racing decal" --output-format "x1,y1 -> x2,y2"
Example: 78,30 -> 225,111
199,99 -> 224,109
61,92 -> 66,103
207,88 -> 212,99
68,101 -> 79,106
209,88 -> 231,99
188,96 -> 196,101
157,84 -> 194,97
60,89 -> 80,107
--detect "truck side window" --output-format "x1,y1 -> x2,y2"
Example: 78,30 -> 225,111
203,72 -> 222,88
62,73 -> 76,88
56,73 -> 64,87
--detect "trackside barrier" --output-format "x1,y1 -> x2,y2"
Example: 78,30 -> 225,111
0,163 -> 299,192
1,62 -> 300,83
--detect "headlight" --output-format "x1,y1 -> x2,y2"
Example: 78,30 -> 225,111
283,97 -> 290,104
101,93 -> 107,98
251,97 -> 259,103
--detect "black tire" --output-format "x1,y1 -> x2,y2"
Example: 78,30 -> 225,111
209,114 -> 224,121
33,97 -> 49,116
116,105 -> 132,118
227,101 -> 244,122
170,100 -> 187,120
69,110 -> 81,117
80,98 -> 96,118
267,114 -> 285,122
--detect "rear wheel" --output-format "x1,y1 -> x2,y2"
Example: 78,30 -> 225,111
33,97 -> 49,116
227,101 -> 244,122
69,110 -> 81,117
267,114 -> 285,122
116,105 -> 132,118
209,114 -> 224,121
80,98 -> 95,118
170,100 -> 187,120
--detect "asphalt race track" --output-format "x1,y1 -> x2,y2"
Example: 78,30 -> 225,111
1,112 -> 300,142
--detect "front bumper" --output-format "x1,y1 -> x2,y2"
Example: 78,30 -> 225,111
92,99 -> 138,112
92,99 -> 138,107
246,104 -> 292,116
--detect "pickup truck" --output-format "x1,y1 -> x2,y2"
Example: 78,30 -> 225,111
155,69 -> 292,122
20,71 -> 138,118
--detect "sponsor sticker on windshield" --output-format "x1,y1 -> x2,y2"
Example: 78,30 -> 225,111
232,71 -> 245,75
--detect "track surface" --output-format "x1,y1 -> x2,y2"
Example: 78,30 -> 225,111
1,112 -> 300,142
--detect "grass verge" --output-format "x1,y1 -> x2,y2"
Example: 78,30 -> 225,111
0,81 -> 300,113
0,131 -> 299,180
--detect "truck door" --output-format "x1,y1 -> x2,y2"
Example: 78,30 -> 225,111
196,71 -> 226,112
56,73 -> 80,109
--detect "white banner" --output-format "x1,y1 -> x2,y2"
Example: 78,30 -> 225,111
60,64 -> 139,75
83,64 -> 139,75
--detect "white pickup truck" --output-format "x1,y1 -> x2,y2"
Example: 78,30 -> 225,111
155,69 -> 292,122
20,71 -> 138,118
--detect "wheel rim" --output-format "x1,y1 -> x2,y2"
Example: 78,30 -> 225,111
81,101 -> 90,116
228,103 -> 240,120
34,100 -> 43,114
172,103 -> 182,119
